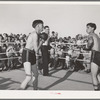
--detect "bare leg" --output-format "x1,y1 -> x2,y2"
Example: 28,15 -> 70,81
20,62 -> 32,89
97,70 -> 100,83
32,63 -> 38,90
91,62 -> 99,90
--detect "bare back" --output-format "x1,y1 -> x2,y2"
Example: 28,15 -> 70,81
89,33 -> 100,52
25,31 -> 38,52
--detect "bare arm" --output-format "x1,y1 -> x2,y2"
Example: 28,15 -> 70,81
37,39 -> 44,52
32,34 -> 45,54
26,34 -> 35,49
50,42 -> 56,48
32,34 -> 38,53
83,36 -> 94,51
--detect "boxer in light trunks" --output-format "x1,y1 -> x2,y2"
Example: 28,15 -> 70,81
19,20 -> 48,90
83,23 -> 100,90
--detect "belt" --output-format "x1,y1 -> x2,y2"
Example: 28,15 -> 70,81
24,48 -> 34,53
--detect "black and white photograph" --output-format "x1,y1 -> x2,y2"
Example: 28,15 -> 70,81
1,1 -> 100,98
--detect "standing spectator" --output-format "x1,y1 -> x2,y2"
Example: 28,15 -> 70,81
2,44 -> 8,71
0,34 -> 3,47
41,26 -> 50,76
50,31 -> 56,42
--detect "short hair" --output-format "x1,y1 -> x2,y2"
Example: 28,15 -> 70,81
52,31 -> 55,33
32,20 -> 43,28
0,34 -> 3,38
57,45 -> 61,48
87,23 -> 97,30
3,33 -> 8,37
44,26 -> 49,29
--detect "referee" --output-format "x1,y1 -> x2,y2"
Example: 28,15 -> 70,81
41,26 -> 50,76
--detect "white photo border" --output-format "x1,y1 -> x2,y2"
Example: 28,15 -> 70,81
0,1 -> 100,99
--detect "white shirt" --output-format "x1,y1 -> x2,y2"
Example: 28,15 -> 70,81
77,40 -> 82,45
42,40 -> 48,46
66,56 -> 70,61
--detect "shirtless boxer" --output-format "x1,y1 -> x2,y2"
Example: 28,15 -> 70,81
84,23 -> 100,90
19,20 -> 48,90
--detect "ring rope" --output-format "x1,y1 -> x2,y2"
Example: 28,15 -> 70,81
0,50 -> 90,55
50,42 -> 87,46
0,56 -> 90,62
62,51 -> 91,55
0,41 -> 89,62
58,57 -> 90,63
0,56 -> 21,60
0,42 -> 26,44
0,51 -> 21,55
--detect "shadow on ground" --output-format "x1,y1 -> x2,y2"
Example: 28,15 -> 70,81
39,71 -> 73,90
0,77 -> 20,90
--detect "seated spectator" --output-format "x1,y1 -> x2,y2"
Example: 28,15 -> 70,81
54,45 -> 65,69
49,43 -> 56,68
65,53 -> 71,69
0,34 -> 3,47
20,38 -> 26,47
1,44 -> 8,71
15,37 -> 20,45
66,49 -> 75,71
74,52 -> 84,71
6,44 -> 17,70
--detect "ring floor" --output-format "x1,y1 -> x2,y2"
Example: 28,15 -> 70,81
0,67 -> 93,90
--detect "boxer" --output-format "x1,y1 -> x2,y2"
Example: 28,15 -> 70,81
83,23 -> 100,90
19,20 -> 48,90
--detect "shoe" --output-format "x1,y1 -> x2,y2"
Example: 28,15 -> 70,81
61,67 -> 65,69
39,70 -> 43,75
18,88 -> 24,90
33,88 -> 39,90
69,67 -> 74,71
84,68 -> 91,73
43,73 -> 51,76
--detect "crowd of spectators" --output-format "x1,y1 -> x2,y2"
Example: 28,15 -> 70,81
0,32 -> 91,73
48,31 -> 91,73
0,33 -> 27,71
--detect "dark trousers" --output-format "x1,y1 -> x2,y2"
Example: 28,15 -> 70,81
54,58 -> 65,68
41,45 -> 49,75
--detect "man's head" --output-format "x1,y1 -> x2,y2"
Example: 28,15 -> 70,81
59,37 -> 63,42
52,31 -> 55,36
32,20 -> 44,33
3,33 -> 8,39
57,45 -> 61,50
86,23 -> 96,34
0,34 -> 3,40
44,26 -> 50,35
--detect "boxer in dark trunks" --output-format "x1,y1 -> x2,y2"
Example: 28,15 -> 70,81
19,20 -> 48,90
83,23 -> 100,90
91,50 -> 100,67
22,48 -> 36,65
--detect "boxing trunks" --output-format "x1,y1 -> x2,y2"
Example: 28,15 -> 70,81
22,48 -> 36,65
91,50 -> 100,66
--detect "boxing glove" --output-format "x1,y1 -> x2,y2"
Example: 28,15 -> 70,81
39,32 -> 48,41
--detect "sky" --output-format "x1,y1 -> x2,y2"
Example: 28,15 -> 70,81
0,2 -> 100,38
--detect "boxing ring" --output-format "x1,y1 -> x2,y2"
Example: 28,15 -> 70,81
0,42 -> 91,71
